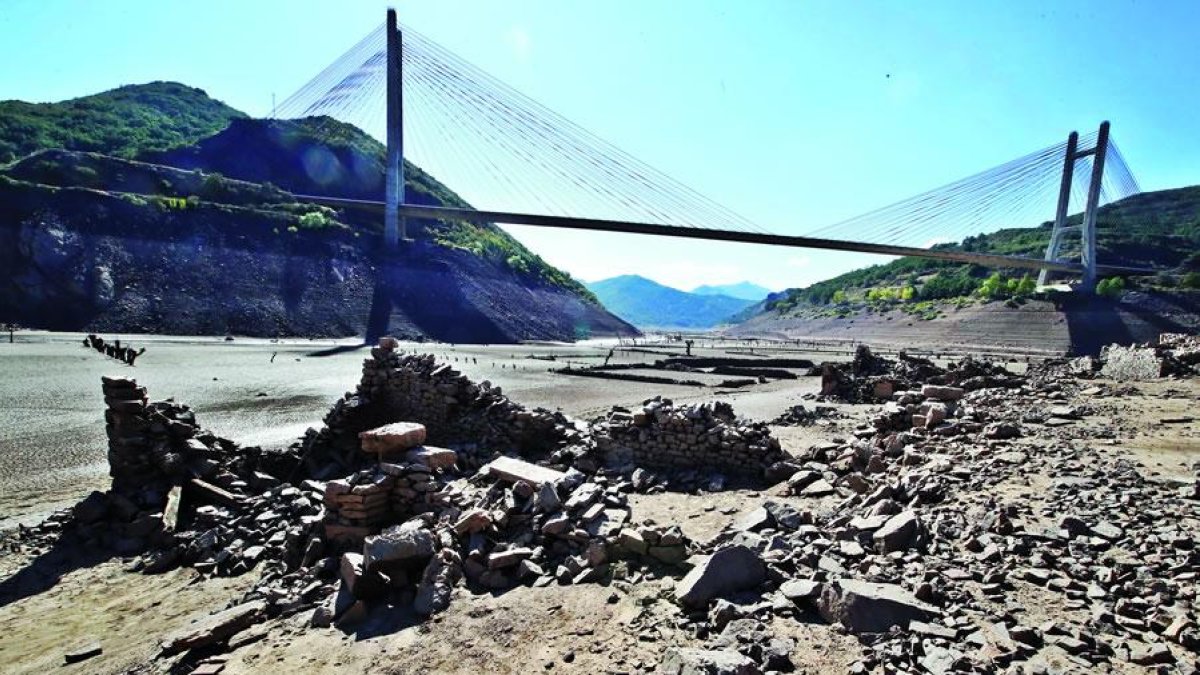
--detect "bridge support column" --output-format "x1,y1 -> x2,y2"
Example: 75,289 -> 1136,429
1038,131 -> 1078,287
1079,121 -> 1109,293
384,8 -> 405,248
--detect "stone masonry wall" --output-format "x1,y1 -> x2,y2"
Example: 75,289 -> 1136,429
594,397 -> 785,477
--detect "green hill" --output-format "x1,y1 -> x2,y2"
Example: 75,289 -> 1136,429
761,186 -> 1200,317
0,82 -> 629,341
0,81 -> 244,164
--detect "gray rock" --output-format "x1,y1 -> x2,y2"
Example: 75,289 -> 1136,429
676,545 -> 766,608
363,520 -> 435,570
818,578 -> 939,634
660,647 -> 763,675
779,579 -> 821,603
872,510 -> 923,553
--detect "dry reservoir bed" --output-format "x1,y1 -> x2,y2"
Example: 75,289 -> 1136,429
0,334 -> 1197,674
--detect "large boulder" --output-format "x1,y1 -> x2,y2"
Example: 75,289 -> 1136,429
363,520 -> 436,570
872,510 -> 924,553
660,647 -> 763,675
359,422 -> 427,455
818,578 -> 939,634
676,545 -> 766,608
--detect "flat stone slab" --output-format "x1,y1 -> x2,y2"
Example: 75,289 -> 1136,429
359,422 -> 427,454
161,601 -> 265,655
676,545 -> 765,608
482,456 -> 566,487
818,578 -> 939,634
405,445 -> 457,469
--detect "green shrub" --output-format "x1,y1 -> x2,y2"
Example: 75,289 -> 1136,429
297,211 -> 330,230
1096,277 -> 1126,297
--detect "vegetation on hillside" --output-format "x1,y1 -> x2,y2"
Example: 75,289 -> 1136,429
764,186 -> 1200,318
0,83 -> 597,302
0,82 -> 244,164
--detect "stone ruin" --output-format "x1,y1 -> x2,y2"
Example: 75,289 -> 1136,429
594,396 -> 785,477
818,345 -> 1022,404
48,336 -> 785,661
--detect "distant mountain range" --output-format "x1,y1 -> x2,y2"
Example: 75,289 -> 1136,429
691,281 -> 771,301
585,275 -> 758,329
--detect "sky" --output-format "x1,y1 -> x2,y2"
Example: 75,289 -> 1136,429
2,0 -> 1198,292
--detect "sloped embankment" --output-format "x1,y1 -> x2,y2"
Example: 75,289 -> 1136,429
725,292 -> 1200,356
0,178 -> 634,341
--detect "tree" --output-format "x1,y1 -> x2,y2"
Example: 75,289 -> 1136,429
831,289 -> 847,304
900,285 -> 916,301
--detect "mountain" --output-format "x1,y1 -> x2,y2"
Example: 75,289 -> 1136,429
0,81 -> 244,164
586,275 -> 756,329
0,83 -> 636,342
691,282 -> 771,302
725,187 -> 1200,354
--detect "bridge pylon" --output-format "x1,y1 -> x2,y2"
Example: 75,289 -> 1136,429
384,8 -> 406,248
1039,121 -> 1109,292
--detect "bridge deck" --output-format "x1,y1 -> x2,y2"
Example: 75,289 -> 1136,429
296,195 -> 1153,276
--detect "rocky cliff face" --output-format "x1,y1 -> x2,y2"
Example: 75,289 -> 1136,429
0,179 -> 635,341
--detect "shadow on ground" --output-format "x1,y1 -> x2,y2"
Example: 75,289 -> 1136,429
0,529 -> 119,606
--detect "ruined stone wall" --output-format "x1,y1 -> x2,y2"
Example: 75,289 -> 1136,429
594,397 -> 785,477
322,462 -> 452,543
300,348 -> 586,479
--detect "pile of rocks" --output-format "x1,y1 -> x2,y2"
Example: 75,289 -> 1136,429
322,461 -> 454,544
318,454 -> 695,628
594,397 -> 785,478
1098,332 -> 1200,380
297,345 -> 588,479
819,346 -> 1021,404
770,403 -> 844,427
651,350 -> 1200,673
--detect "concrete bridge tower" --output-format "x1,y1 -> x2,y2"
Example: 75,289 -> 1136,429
1039,121 -> 1110,292
384,8 -> 405,247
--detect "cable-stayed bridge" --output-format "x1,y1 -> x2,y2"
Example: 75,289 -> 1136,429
277,10 -> 1151,291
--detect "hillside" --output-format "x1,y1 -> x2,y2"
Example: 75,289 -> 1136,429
586,275 -> 755,329
727,186 -> 1200,354
0,82 -> 244,164
0,84 -> 633,342
760,187 -> 1200,314
691,281 -> 771,301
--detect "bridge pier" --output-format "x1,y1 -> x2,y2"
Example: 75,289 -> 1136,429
1039,122 -> 1108,293
384,8 -> 406,247
1079,121 -> 1109,293
1037,131 -> 1077,287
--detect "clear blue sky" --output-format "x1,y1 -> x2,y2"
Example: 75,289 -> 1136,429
2,0 -> 1198,292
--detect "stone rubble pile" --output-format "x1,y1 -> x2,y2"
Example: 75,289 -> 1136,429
297,347 -> 590,479
317,453 -> 696,628
322,459 -> 455,544
595,397 -> 785,478
654,349 -> 1200,674
770,403 -> 845,427
819,345 -> 1020,404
